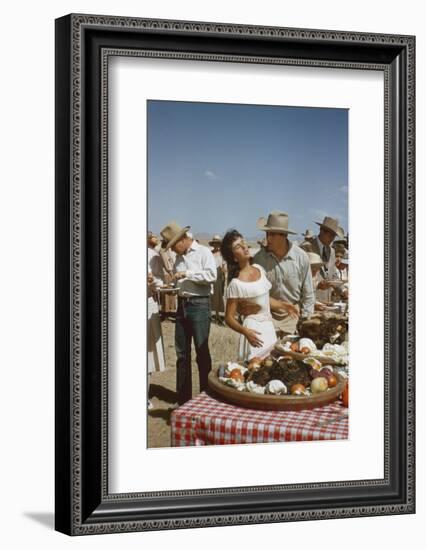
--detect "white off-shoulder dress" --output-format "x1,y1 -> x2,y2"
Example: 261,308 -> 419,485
226,264 -> 277,361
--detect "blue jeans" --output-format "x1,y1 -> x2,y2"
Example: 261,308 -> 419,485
175,297 -> 212,404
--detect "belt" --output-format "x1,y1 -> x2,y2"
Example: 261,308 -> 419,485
178,295 -> 210,302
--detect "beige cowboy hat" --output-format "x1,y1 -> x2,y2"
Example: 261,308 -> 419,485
299,240 -> 314,253
314,216 -> 345,238
306,252 -> 324,266
208,234 -> 222,247
257,211 -> 297,235
301,229 -> 315,239
334,243 -> 347,256
334,228 -> 348,244
160,221 -> 191,250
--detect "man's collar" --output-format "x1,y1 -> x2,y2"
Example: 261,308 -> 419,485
267,241 -> 296,261
186,239 -> 199,253
315,236 -> 323,249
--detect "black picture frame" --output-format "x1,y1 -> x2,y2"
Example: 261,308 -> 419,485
55,13 -> 415,535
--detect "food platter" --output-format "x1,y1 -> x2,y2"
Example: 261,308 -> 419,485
208,368 -> 347,411
274,347 -> 342,366
273,340 -> 348,366
327,279 -> 346,288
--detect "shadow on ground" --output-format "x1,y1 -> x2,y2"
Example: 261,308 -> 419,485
148,408 -> 174,425
148,383 -> 177,404
24,512 -> 54,530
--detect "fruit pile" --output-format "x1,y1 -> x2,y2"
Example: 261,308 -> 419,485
297,313 -> 348,348
218,355 -> 339,397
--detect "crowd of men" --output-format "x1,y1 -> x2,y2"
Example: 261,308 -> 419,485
147,212 -> 348,407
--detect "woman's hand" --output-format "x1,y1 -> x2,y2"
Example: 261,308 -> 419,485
278,301 -> 300,319
244,328 -> 264,348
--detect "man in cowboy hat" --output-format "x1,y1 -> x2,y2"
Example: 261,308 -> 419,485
310,216 -> 345,303
299,229 -> 315,253
250,212 -> 315,335
332,228 -> 349,256
209,234 -> 226,324
147,230 -> 166,409
158,238 -> 177,320
305,251 -> 328,311
160,221 -> 217,405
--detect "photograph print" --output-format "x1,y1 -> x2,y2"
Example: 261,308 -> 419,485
146,100 -> 349,449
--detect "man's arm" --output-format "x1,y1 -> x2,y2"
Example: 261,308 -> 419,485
183,248 -> 217,284
300,258 -> 315,317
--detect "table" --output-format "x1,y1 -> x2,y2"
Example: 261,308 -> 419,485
171,391 -> 348,446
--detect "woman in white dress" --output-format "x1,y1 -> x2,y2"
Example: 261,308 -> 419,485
221,230 -> 299,361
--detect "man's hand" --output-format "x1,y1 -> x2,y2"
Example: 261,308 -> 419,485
237,299 -> 261,317
317,280 -> 333,290
277,301 -> 299,319
147,272 -> 158,295
173,271 -> 187,281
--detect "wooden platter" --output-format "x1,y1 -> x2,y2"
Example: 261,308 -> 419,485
208,368 -> 347,411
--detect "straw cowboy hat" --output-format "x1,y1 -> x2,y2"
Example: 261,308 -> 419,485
337,252 -> 349,265
334,228 -> 348,245
314,216 -> 345,238
147,230 -> 159,241
306,252 -> 324,266
160,221 -> 191,250
301,229 -> 315,239
257,211 -> 297,235
208,234 -> 222,247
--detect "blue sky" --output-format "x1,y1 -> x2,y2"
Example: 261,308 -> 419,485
147,100 -> 348,240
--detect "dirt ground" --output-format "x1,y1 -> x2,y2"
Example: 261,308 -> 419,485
147,317 -> 239,448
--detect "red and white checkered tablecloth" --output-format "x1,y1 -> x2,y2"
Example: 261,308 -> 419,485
171,391 -> 348,446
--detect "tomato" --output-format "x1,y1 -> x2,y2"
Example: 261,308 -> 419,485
230,368 -> 244,382
341,383 -> 349,407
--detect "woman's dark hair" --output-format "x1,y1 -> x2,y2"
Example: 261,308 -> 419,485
221,229 -> 252,283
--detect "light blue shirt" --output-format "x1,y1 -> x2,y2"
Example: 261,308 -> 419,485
253,242 -> 315,318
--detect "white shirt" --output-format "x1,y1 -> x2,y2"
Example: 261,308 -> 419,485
174,240 -> 217,297
313,236 -> 338,280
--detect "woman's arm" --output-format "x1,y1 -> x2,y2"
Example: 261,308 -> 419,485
225,298 -> 264,347
269,296 -> 300,319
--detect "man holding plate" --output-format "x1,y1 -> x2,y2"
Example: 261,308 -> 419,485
160,221 -> 217,405
310,216 -> 345,304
